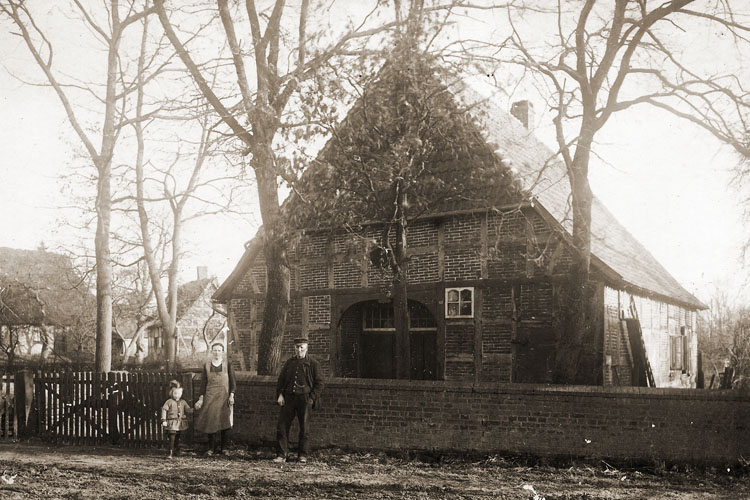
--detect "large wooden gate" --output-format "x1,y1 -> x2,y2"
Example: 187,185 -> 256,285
34,371 -> 193,447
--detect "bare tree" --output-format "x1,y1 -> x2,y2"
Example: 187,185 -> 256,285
495,0 -> 750,382
1,0 -> 156,372
700,291 -> 750,390
152,0 -> 426,374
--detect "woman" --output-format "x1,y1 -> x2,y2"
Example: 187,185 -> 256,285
194,342 -> 235,455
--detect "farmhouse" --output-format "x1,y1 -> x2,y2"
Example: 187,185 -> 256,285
213,68 -> 705,388
0,246 -> 94,364
116,268 -> 227,368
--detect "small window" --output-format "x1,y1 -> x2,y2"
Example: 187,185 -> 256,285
409,302 -> 437,330
669,334 -> 684,371
363,302 -> 395,331
445,287 -> 474,318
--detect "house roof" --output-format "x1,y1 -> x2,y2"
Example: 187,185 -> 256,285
451,82 -> 705,309
0,247 -> 94,326
176,278 -> 216,321
215,70 -> 706,311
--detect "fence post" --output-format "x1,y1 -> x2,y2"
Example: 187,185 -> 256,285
181,372 -> 194,444
14,370 -> 35,439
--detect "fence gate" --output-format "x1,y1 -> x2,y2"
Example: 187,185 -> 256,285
34,371 -> 189,447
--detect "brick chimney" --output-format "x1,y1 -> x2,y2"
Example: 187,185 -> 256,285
510,100 -> 534,129
196,266 -> 208,281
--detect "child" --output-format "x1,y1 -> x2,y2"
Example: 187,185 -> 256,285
161,380 -> 193,459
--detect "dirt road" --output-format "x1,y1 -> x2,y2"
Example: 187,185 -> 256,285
0,442 -> 747,499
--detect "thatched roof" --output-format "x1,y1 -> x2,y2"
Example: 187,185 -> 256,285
0,247 -> 93,326
215,67 -> 705,310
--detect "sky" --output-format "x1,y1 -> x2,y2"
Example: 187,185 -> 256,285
0,2 -> 748,307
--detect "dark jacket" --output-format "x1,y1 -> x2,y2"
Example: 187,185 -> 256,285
276,355 -> 325,409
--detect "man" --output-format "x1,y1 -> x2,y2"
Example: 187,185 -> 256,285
273,333 -> 325,463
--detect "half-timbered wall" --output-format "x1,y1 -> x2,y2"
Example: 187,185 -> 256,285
227,207 -> 584,383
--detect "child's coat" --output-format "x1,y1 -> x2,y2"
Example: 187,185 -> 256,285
161,398 -> 192,432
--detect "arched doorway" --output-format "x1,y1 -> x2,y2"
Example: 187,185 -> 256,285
339,299 -> 438,380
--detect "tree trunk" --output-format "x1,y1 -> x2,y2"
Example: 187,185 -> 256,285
553,129 -> 594,384
392,267 -> 410,379
255,161 -> 290,375
41,325 -> 53,361
94,157 -> 113,373
392,185 -> 410,379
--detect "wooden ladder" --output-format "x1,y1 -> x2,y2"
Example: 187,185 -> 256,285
628,296 -> 656,387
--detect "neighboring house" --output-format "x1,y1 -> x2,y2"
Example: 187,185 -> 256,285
0,247 -> 95,364
213,71 -> 705,388
143,270 -> 227,368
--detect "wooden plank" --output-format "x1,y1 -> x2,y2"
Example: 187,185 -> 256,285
116,372 -> 125,447
64,371 -> 72,443
133,372 -> 141,448
73,372 -> 80,446
3,375 -> 9,440
148,372 -> 154,446
52,372 -> 59,444
82,372 -> 88,444
93,372 -> 101,442
34,370 -> 42,436
116,372 -> 126,447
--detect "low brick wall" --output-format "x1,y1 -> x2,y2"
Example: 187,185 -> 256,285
229,375 -> 750,465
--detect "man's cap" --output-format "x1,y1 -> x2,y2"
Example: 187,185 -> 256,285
293,333 -> 309,345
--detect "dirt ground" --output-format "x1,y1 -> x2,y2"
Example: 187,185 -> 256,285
0,441 -> 747,500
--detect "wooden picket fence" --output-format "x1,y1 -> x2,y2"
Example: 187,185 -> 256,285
34,371 -> 193,447
0,373 -> 16,441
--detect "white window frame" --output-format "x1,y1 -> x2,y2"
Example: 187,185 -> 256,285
445,287 -> 474,319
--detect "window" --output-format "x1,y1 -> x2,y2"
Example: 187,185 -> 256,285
409,301 -> 437,330
670,327 -> 691,373
363,302 -> 394,331
669,335 -> 683,371
445,287 -> 474,318
363,301 -> 437,330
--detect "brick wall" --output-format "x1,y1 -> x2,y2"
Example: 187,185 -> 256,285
227,208 -> 582,382
230,376 -> 750,465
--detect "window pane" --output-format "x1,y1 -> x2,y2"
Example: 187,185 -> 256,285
447,303 -> 459,317
447,290 -> 459,302
409,302 -> 436,329
460,289 -> 472,302
460,302 -> 472,316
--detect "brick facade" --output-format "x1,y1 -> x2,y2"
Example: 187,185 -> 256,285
223,206 -> 699,387
228,207 -> 583,383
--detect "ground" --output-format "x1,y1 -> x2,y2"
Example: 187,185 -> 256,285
0,442 -> 747,499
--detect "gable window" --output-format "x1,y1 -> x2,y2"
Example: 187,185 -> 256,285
445,287 -> 474,318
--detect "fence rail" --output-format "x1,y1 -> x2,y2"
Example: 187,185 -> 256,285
33,371 -> 192,447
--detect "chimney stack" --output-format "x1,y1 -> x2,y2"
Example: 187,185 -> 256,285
197,266 -> 208,281
510,100 -> 534,129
